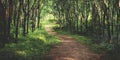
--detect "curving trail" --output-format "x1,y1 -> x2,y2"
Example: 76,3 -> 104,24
44,25 -> 102,60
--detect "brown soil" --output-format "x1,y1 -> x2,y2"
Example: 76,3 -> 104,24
44,25 -> 102,60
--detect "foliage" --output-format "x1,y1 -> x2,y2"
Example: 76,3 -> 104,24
51,0 -> 120,59
0,28 -> 60,60
53,24 -> 120,59
0,0 -> 120,60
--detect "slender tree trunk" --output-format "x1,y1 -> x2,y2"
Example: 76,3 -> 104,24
7,0 -> 13,41
26,0 -> 30,34
15,0 -> 22,43
37,3 -> 41,29
0,0 -> 6,47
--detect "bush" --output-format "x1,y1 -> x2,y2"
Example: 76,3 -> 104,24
0,29 -> 60,60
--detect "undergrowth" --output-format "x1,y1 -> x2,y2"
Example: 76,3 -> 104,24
0,28 -> 60,60
53,25 -> 120,53
52,25 -> 120,60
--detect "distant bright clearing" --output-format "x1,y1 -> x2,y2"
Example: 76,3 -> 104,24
43,14 -> 54,20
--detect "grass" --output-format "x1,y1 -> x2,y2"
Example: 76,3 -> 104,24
52,25 -> 106,53
0,16 -> 60,60
52,25 -> 120,60
0,28 -> 60,60
43,15 -> 120,60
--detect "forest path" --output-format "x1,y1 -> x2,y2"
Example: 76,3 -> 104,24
44,25 -> 101,60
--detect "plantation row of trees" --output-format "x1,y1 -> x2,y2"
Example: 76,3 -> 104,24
0,0 -> 44,47
52,0 -> 120,51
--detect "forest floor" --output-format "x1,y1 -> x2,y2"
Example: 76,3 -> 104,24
44,25 -> 102,60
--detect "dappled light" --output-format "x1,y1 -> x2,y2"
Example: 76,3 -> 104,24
16,51 -> 27,56
44,25 -> 101,60
0,0 -> 120,60
63,57 -> 75,60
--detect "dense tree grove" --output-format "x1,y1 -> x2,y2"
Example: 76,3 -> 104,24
0,0 -> 44,47
0,0 -> 120,59
52,0 -> 120,52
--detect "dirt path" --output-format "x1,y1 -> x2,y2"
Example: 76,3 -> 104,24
44,25 -> 102,60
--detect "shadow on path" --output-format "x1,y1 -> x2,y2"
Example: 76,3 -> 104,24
44,25 -> 102,60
